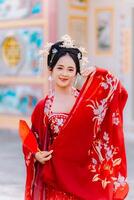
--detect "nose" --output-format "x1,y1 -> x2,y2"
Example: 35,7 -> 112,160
61,69 -> 68,76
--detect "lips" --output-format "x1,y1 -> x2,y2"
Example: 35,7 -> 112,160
59,77 -> 68,81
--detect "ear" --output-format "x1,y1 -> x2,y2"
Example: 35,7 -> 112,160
48,68 -> 52,75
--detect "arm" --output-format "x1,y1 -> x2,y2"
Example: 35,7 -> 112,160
22,101 -> 43,200
22,99 -> 53,199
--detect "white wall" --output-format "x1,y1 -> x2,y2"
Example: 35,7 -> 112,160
57,0 -> 134,128
57,0 -> 68,38
88,0 -> 134,128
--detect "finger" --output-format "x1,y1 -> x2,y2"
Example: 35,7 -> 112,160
89,66 -> 96,72
41,150 -> 53,157
43,154 -> 52,161
40,154 -> 52,161
81,69 -> 90,74
81,71 -> 91,77
49,150 -> 53,153
81,67 -> 96,76
41,160 -> 46,164
81,68 -> 92,74
80,68 -> 87,73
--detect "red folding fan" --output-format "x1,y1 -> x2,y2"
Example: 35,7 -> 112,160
19,120 -> 40,153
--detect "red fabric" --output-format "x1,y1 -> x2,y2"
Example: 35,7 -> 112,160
19,120 -> 39,153
22,99 -> 47,200
22,68 -> 129,200
45,185 -> 78,199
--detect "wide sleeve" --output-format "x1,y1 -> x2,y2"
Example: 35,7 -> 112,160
88,82 -> 129,199
22,99 -> 45,200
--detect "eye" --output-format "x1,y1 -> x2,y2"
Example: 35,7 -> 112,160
68,67 -> 75,72
68,69 -> 74,72
57,67 -> 63,70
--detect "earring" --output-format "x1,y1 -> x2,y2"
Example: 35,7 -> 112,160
48,75 -> 54,95
73,76 -> 78,87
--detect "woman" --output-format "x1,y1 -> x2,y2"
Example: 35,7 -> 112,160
22,35 -> 129,200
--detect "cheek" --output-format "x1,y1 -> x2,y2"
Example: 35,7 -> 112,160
51,70 -> 59,79
69,69 -> 77,77
71,70 -> 77,78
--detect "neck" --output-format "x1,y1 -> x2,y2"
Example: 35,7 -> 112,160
54,85 -> 72,96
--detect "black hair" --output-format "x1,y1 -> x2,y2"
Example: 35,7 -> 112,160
47,41 -> 82,74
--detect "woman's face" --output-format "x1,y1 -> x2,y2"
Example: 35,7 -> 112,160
51,54 -> 77,88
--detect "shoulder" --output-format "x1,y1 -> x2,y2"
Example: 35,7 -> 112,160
31,97 -> 47,123
33,98 -> 46,113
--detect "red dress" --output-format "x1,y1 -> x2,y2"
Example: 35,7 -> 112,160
45,89 -> 79,199
45,112 -> 77,199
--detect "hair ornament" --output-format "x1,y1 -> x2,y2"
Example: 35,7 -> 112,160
77,52 -> 82,60
50,48 -> 58,63
80,57 -> 89,69
79,47 -> 87,54
39,42 -> 53,56
39,34 -> 90,69
59,34 -> 75,48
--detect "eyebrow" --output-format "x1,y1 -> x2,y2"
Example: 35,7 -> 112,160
57,64 -> 75,69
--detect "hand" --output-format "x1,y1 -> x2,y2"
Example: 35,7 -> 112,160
35,150 -> 53,164
80,66 -> 96,78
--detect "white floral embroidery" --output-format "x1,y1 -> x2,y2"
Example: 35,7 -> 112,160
44,96 -> 54,116
114,173 -> 126,190
54,125 -> 59,133
112,112 -> 120,125
105,147 -> 113,160
92,158 -> 98,165
97,140 -> 103,151
101,82 -> 109,90
87,72 -> 118,138
57,118 -> 64,126
89,99 -> 108,126
103,132 -> 109,142
101,74 -> 116,91
100,73 -> 119,102
88,131 -> 122,189
25,152 -> 32,166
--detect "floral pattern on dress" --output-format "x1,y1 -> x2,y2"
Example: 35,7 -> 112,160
113,173 -> 127,191
88,130 -> 123,189
48,113 -> 69,143
44,95 -> 54,116
100,73 -> 118,93
112,112 -> 120,125
87,72 -> 119,137
44,87 -> 79,144
87,73 -> 126,191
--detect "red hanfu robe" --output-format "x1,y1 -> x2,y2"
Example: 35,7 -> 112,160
22,68 -> 129,200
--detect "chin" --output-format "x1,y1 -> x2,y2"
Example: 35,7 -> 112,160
57,82 -> 71,88
59,84 -> 70,88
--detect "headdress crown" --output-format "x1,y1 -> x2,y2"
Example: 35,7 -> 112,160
39,34 -> 89,69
